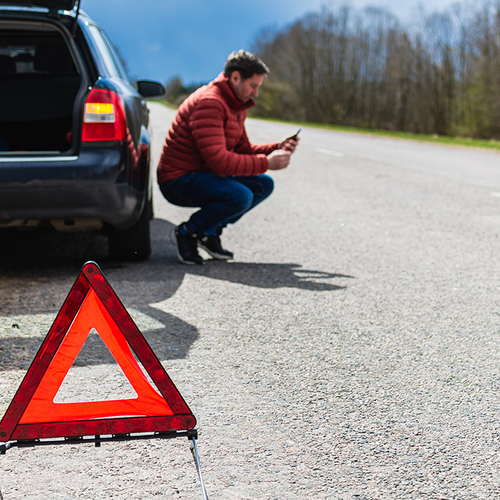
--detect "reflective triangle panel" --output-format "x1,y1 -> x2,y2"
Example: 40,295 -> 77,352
19,289 -> 174,423
0,262 -> 195,441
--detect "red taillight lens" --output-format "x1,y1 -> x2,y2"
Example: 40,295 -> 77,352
82,89 -> 127,142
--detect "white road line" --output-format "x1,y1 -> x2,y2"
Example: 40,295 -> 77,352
315,147 -> 343,157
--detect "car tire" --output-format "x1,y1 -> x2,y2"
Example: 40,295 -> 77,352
108,199 -> 151,261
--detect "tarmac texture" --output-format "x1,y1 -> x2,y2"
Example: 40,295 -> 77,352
0,103 -> 499,499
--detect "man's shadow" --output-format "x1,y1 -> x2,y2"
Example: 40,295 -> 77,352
0,219 -> 352,372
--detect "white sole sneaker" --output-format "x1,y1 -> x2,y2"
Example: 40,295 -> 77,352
170,228 -> 204,265
197,241 -> 232,260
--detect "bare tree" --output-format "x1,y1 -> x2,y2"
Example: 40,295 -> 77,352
251,0 -> 500,139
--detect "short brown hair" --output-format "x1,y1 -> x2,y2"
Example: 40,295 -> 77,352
224,50 -> 269,80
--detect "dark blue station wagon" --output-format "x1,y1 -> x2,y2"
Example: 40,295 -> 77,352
0,0 -> 164,260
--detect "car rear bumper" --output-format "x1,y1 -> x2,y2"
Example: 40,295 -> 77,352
0,144 -> 146,229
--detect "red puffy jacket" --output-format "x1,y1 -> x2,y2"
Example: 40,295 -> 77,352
157,73 -> 280,184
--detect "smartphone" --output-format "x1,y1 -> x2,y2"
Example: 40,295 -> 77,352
286,128 -> 301,141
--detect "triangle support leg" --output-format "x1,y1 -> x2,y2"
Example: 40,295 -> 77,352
189,435 -> 209,500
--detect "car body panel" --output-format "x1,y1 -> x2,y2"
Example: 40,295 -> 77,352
0,146 -> 135,227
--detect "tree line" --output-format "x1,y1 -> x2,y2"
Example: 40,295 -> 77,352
249,1 -> 500,139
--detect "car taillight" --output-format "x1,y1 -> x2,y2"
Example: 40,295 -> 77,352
82,89 -> 127,142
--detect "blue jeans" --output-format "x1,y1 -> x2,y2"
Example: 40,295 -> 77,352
160,172 -> 274,236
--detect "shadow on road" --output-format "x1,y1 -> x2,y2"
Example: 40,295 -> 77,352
0,219 -> 352,371
184,262 -> 348,291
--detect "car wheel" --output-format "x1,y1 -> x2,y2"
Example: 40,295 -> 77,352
108,200 -> 151,261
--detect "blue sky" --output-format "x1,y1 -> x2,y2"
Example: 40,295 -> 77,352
82,0 -> 458,84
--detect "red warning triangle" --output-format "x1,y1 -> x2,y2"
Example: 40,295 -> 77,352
0,262 -> 196,442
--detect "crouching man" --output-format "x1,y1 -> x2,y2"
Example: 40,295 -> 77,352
158,50 -> 299,265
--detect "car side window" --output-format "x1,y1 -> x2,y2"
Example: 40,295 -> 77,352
87,24 -> 125,80
99,30 -> 131,83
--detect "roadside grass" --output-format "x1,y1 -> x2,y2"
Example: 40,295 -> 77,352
255,117 -> 500,151
152,100 -> 500,151
153,100 -> 177,110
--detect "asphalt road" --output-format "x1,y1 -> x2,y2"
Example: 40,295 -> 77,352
0,102 -> 499,499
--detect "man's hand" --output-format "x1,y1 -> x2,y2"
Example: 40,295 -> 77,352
267,149 -> 291,170
280,137 -> 299,153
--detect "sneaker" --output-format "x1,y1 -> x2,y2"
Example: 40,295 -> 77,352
198,234 -> 234,260
170,226 -> 204,265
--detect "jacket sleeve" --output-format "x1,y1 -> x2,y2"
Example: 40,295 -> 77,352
189,98 -> 269,177
234,127 -> 281,156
